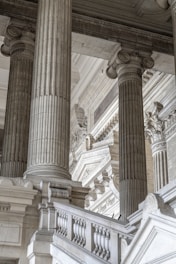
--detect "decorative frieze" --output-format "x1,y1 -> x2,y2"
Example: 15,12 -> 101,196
95,114 -> 118,142
0,202 -> 10,212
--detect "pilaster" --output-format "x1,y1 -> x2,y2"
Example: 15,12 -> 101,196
145,102 -> 168,191
1,23 -> 35,177
107,47 -> 154,222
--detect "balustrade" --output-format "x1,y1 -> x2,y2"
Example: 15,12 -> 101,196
54,202 -> 134,264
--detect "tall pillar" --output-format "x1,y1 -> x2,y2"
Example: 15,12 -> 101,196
1,24 -> 35,177
26,0 -> 72,179
107,48 -> 154,222
145,102 -> 168,191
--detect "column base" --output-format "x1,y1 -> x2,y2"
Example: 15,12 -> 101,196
24,165 -> 71,180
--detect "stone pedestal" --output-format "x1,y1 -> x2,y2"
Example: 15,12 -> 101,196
26,0 -> 72,180
107,48 -> 154,222
1,24 -> 34,177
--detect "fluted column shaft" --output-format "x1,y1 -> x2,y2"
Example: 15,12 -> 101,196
119,59 -> 147,222
26,0 -> 72,179
107,49 -> 154,222
1,25 -> 34,177
152,141 -> 168,191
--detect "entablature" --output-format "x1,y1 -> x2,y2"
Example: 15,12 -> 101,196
0,0 -> 174,56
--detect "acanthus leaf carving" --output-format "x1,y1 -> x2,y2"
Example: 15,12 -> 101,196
144,101 -> 165,144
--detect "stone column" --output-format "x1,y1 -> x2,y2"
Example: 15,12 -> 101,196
1,24 -> 35,177
145,102 -> 168,191
26,0 -> 72,179
107,48 -> 154,222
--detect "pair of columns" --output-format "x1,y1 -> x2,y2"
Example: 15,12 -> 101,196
1,0 -> 71,180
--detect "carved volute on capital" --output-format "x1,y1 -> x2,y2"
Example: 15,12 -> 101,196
156,0 -> 176,9
106,48 -> 154,82
1,23 -> 35,59
144,102 -> 165,145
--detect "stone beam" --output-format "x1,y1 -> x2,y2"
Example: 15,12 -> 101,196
0,0 -> 174,56
72,14 -> 173,56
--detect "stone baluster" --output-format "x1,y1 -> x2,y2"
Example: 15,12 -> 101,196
26,0 -> 72,179
105,230 -> 110,260
93,224 -> 111,260
72,216 -> 86,247
57,210 -> 68,236
145,102 -> 168,191
93,225 -> 99,254
107,48 -> 154,222
1,24 -> 35,177
100,228 -> 106,258
97,227 -> 102,256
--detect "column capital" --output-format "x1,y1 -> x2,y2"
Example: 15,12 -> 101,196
106,47 -> 154,80
1,23 -> 35,59
144,102 -> 165,145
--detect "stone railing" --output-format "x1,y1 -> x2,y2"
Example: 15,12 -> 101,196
53,202 -> 135,264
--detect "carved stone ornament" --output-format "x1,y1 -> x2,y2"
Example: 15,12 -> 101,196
142,57 -> 155,69
117,50 -> 130,64
1,23 -> 35,58
86,134 -> 95,150
106,48 -> 154,80
70,104 -> 87,151
144,101 -> 165,143
142,193 -> 175,221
